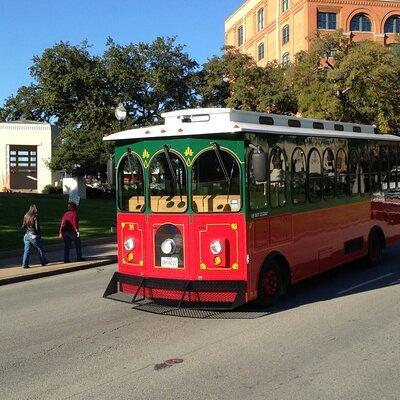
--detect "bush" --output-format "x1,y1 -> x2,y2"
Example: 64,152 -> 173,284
42,184 -> 62,194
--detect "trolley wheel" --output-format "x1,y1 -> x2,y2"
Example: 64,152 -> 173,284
366,229 -> 383,268
257,259 -> 284,307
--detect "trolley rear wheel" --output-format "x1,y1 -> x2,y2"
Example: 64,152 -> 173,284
257,259 -> 285,307
366,229 -> 383,268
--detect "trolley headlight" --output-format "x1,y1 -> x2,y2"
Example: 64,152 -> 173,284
210,240 -> 223,255
161,238 -> 176,255
124,238 -> 136,251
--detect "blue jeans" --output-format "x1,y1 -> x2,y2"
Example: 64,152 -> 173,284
63,231 -> 82,262
22,233 -> 48,267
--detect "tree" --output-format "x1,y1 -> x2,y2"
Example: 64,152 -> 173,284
1,37 -> 199,175
288,32 -> 400,133
0,84 -> 49,122
198,47 -> 297,114
104,36 -> 199,126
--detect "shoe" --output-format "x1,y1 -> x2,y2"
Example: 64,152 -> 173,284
77,258 -> 85,262
64,260 -> 70,263
41,261 -> 49,266
22,266 -> 29,269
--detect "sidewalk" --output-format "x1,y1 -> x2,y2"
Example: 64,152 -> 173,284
0,238 -> 117,286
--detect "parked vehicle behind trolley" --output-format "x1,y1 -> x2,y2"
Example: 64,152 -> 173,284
103,108 -> 400,310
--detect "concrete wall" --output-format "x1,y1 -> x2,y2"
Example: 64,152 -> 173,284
0,121 -> 59,192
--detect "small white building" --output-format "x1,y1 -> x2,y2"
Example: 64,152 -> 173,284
0,121 -> 59,192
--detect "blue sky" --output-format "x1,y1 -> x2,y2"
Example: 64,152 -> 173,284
0,0 -> 244,105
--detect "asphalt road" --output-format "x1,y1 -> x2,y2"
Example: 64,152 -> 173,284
1,246 -> 399,400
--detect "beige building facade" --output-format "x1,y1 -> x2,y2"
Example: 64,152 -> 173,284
225,0 -> 400,65
0,121 -> 59,192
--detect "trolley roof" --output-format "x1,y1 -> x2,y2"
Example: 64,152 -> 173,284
104,108 -> 400,142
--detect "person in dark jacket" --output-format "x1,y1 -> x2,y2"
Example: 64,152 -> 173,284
59,202 -> 84,263
22,204 -> 48,268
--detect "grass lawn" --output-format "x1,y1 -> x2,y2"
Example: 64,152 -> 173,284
0,195 -> 116,252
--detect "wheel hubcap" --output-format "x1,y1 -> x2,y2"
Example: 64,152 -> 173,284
263,270 -> 278,295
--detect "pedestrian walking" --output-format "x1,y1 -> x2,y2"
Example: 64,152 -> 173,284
59,202 -> 84,263
22,204 -> 48,268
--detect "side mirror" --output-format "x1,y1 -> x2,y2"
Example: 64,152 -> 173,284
251,148 -> 267,182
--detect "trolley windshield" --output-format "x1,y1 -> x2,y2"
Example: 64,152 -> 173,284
149,149 -> 187,213
192,147 -> 241,213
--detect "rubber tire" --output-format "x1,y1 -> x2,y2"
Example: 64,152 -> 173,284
257,259 -> 284,307
366,229 -> 383,268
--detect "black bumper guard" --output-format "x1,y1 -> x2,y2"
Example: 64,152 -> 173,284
103,272 -> 246,310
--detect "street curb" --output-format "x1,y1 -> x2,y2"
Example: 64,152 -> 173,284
0,236 -> 116,260
0,256 -> 117,286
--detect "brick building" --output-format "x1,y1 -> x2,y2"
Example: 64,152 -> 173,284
225,0 -> 400,65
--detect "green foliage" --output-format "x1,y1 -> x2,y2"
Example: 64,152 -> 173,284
198,47 -> 297,114
41,184 -> 62,194
1,37 -> 199,175
104,36 -> 199,126
2,32 -> 400,174
288,32 -> 400,133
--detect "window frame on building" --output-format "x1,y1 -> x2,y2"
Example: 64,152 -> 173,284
282,52 -> 290,67
317,11 -> 337,30
282,24 -> 290,45
258,42 -> 265,61
257,8 -> 265,31
384,15 -> 400,34
282,0 -> 289,13
350,13 -> 372,32
237,25 -> 244,46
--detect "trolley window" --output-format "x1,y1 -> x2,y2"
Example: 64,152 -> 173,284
192,147 -> 241,213
149,149 -> 187,213
291,147 -> 306,204
118,152 -> 145,212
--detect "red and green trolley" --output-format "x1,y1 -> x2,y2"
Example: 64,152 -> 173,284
103,108 -> 400,309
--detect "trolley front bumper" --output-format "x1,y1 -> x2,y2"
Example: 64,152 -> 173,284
103,272 -> 246,310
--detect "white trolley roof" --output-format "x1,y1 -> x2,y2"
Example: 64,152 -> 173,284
104,108 -> 400,142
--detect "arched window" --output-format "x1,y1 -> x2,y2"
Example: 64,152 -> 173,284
291,147 -> 307,204
359,151 -> 371,194
192,148 -> 241,213
149,150 -> 187,213
388,147 -> 397,189
237,25 -> 244,46
323,148 -> 335,199
258,8 -> 265,31
118,152 -> 145,212
350,13 -> 372,32
308,148 -> 322,202
269,146 -> 287,208
282,52 -> 290,67
370,148 -> 380,192
348,150 -> 359,196
282,25 -> 290,44
258,42 -> 265,61
380,148 -> 389,190
384,15 -> 400,33
336,149 -> 348,197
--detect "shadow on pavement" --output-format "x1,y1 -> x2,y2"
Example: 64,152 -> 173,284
129,245 -> 400,320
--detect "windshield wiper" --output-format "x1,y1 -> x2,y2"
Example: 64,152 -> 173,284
212,142 -> 229,181
213,142 -> 237,211
163,145 -> 183,201
163,145 -> 177,182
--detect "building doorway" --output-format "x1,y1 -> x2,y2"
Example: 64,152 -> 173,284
9,145 -> 38,190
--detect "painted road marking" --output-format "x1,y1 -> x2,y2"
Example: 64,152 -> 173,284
338,273 -> 395,295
